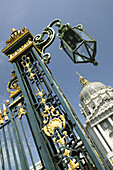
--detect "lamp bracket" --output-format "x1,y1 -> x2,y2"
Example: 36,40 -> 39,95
33,19 -> 61,64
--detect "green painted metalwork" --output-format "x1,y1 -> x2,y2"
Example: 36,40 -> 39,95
33,19 -> 61,64
32,47 -> 108,170
2,127 -> 12,170
13,62 -> 57,169
0,139 -> 4,169
0,21 -> 109,170
19,119 -> 36,170
7,123 -> 19,170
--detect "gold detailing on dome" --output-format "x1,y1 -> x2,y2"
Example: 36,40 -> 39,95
76,72 -> 90,88
6,27 -> 27,45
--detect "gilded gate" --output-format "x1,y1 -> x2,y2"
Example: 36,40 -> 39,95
0,26 -> 109,170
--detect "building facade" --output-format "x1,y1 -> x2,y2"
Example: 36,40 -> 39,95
78,73 -> 113,169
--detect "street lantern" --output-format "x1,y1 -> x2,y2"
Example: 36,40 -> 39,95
33,19 -> 98,66
57,23 -> 98,66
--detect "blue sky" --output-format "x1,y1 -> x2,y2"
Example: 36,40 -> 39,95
0,0 -> 113,125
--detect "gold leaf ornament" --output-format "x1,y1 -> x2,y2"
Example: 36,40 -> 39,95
43,114 -> 49,124
69,160 -> 79,170
45,105 -> 50,112
3,104 -> 9,121
36,89 -> 43,97
0,109 -> 4,124
63,148 -> 71,157
48,118 -> 62,134
18,107 -> 27,119
42,126 -> 51,137
59,114 -> 66,128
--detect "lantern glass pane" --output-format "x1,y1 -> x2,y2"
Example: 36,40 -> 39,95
62,41 -> 73,60
86,42 -> 95,51
75,54 -> 85,62
85,42 -> 95,57
75,54 -> 88,62
74,28 -> 92,41
76,43 -> 90,59
63,29 -> 82,50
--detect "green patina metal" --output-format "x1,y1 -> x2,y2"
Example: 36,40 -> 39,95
0,20 -> 109,170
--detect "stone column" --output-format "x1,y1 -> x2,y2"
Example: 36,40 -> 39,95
97,124 -> 112,151
108,117 -> 113,127
93,126 -> 110,153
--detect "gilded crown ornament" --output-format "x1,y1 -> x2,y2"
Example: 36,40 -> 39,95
6,27 -> 27,45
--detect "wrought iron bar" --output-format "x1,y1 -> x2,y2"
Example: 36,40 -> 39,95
7,123 -> 19,170
0,138 -> 5,169
13,62 -> 57,170
2,126 -> 12,170
7,104 -> 29,170
13,117 -> 29,169
19,118 -> 37,170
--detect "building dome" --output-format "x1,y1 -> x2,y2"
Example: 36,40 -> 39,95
77,72 -> 113,123
77,72 -> 113,168
76,72 -> 106,102
80,81 -> 106,102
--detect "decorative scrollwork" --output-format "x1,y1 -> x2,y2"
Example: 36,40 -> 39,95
7,71 -> 21,98
33,19 -> 61,64
37,90 -> 81,169
41,98 -> 67,146
20,54 -> 94,169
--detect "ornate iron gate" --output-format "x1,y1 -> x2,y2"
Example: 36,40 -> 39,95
0,26 -> 109,169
